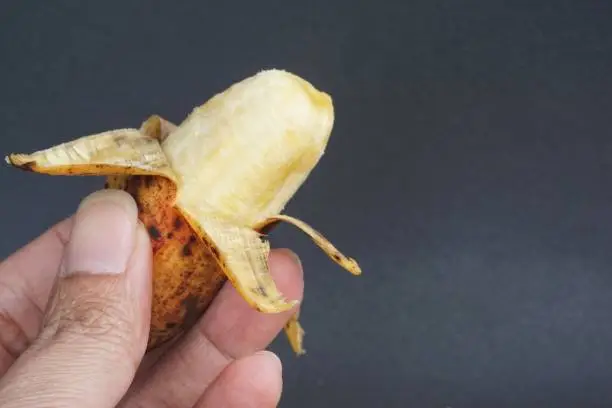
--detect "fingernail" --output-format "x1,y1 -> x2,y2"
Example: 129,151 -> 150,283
62,190 -> 138,276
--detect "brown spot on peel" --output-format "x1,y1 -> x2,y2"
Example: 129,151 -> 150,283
148,225 -> 161,240
173,217 -> 183,230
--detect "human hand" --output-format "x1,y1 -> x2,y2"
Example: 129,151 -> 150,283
0,189 -> 304,407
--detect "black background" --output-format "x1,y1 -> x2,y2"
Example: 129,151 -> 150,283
2,1 -> 612,407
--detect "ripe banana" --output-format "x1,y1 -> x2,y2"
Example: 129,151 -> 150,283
6,69 -> 361,355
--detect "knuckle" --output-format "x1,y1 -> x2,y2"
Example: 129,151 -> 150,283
0,281 -> 33,362
0,307 -> 29,361
56,296 -> 132,341
42,278 -> 136,352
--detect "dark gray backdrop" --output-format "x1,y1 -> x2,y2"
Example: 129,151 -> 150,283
2,1 -> 612,407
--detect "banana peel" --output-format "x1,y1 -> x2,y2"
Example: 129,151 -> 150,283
5,69 -> 361,355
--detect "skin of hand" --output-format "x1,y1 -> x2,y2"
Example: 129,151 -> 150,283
0,189 -> 304,407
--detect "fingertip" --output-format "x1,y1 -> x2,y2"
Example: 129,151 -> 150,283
176,247 -> 305,366
253,349 -> 282,376
247,351 -> 284,406
195,350 -> 284,408
78,189 -> 138,221
269,248 -> 304,302
64,189 -> 140,277
270,248 -> 303,276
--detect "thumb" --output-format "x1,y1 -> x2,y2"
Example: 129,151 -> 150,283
0,190 -> 152,408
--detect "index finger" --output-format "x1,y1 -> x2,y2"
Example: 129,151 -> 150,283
0,216 -> 72,372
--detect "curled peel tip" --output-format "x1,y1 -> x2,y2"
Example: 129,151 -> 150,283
5,154 -> 36,171
6,153 -> 26,165
332,253 -> 362,276
347,258 -> 362,276
4,154 -> 18,165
